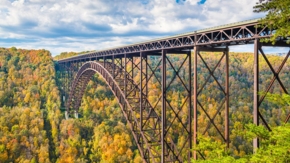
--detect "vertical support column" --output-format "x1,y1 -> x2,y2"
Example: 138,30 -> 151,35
73,61 -> 76,77
64,64 -> 66,103
61,64 -> 66,105
120,56 -> 123,80
253,39 -> 260,150
188,50 -> 193,162
69,62 -> 72,92
131,56 -> 134,79
193,46 -> 198,160
67,62 -> 70,101
225,47 -> 230,148
65,111 -> 69,120
103,56 -> 105,67
65,62 -> 69,101
112,55 -> 115,79
140,52 -> 143,128
124,53 -> 127,98
161,50 -> 166,163
146,55 -> 148,97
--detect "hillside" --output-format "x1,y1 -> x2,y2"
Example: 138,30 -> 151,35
0,47 -> 61,162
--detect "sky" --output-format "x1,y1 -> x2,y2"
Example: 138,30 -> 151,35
0,0 -> 286,56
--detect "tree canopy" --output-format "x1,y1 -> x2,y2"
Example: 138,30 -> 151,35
253,0 -> 290,43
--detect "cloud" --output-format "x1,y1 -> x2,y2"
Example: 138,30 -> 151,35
0,0 -> 268,56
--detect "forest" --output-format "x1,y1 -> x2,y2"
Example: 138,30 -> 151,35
0,47 -> 289,162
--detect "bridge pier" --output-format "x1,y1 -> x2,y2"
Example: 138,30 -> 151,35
161,50 -> 166,163
74,111 -> 78,119
65,111 -> 69,120
193,46 -> 230,160
253,39 -> 260,150
159,49 -> 193,162
124,53 -> 127,97
253,40 -> 290,151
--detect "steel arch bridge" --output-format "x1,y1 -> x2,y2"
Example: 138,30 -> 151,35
57,18 -> 290,162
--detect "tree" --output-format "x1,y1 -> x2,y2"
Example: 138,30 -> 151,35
253,0 -> 290,43
247,124 -> 290,163
265,93 -> 290,123
191,124 -> 290,163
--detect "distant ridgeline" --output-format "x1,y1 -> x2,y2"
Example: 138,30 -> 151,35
54,51 -> 94,60
54,52 -> 77,61
0,47 -> 289,162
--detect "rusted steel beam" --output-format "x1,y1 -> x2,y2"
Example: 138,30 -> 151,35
225,47 -> 229,148
161,49 -> 166,163
193,46 -> 198,160
253,39 -> 260,150
188,50 -> 193,162
140,52 -> 144,129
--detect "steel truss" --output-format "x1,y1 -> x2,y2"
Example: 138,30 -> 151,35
58,62 -> 80,107
58,19 -> 274,63
161,50 -> 192,162
253,40 -> 290,149
193,47 -> 229,159
57,41 -> 290,162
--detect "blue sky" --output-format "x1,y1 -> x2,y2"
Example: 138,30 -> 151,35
0,0 -> 285,56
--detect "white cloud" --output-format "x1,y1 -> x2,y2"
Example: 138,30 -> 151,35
0,0 -> 269,56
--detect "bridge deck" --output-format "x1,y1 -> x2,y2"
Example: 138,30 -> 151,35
58,18 -> 273,63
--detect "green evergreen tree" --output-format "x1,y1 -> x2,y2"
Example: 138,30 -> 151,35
254,0 -> 290,43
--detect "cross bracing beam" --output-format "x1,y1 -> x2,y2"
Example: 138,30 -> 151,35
193,47 -> 229,160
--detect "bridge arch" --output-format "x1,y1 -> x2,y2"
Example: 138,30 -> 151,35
65,61 -> 159,162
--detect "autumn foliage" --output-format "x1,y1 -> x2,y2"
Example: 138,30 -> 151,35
0,47 -> 289,162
